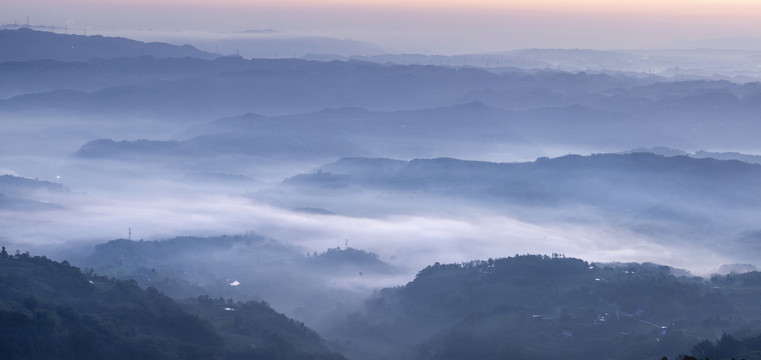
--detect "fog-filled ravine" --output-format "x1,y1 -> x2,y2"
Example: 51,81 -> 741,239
3,28 -> 761,360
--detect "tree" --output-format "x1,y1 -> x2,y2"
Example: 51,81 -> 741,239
691,339 -> 716,360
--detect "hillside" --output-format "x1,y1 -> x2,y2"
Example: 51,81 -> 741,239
0,248 -> 344,360
74,235 -> 401,328
326,254 -> 761,360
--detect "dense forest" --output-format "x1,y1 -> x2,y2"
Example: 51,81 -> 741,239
0,247 -> 344,360
70,234 -> 400,329
324,254 -> 761,360
6,243 -> 761,359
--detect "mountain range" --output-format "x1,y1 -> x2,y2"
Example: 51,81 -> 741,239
0,28 -> 217,63
4,26 -> 761,360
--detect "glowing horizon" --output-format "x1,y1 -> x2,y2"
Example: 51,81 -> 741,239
3,0 -> 761,54
38,0 -> 761,14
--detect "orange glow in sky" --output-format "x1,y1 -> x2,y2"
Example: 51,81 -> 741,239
97,0 -> 761,14
28,0 -> 761,13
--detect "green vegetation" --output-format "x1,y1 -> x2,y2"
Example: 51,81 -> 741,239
8,242 -> 761,360
328,254 -> 761,360
184,296 -> 341,360
0,246 -> 344,360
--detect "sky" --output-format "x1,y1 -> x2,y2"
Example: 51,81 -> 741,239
3,0 -> 761,54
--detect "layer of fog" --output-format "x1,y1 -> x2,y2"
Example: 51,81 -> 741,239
3,128 -> 759,329
3,37 -> 761,329
2,114 -> 757,283
2,109 -> 759,285
0,170 -> 741,278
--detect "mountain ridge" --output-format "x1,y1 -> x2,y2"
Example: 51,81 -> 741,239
0,28 -> 217,62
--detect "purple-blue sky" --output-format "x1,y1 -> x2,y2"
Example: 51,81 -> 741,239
3,1 -> 761,54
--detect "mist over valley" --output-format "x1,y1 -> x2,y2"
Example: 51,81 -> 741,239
3,26 -> 761,359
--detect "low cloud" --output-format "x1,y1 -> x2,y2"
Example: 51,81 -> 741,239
0,186 -> 736,278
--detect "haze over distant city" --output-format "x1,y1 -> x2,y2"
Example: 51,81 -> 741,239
4,0 -> 761,54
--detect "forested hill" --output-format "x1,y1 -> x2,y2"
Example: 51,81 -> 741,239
326,254 -> 761,360
72,235 -> 400,329
0,248 -> 345,360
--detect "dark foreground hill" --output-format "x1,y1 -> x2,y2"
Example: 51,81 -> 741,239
0,248 -> 345,360
326,254 -> 761,360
